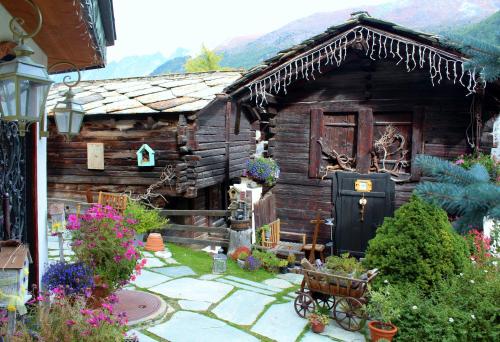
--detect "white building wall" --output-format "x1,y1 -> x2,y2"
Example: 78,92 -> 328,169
1,3 -> 49,287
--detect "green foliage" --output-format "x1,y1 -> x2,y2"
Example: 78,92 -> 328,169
124,200 -> 168,234
454,152 -> 499,182
256,224 -> 271,245
363,196 -> 469,292
246,157 -> 280,186
184,45 -> 227,72
165,243 -> 274,282
287,253 -> 296,265
308,311 -> 330,325
253,249 -> 282,272
415,155 -> 500,232
385,262 -> 500,341
444,11 -> 500,82
325,252 -> 366,277
366,285 -> 402,324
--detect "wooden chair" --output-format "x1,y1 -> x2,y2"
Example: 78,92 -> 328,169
97,192 -> 128,214
261,219 -> 306,256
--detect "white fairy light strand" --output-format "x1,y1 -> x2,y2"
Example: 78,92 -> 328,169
247,25 -> 481,105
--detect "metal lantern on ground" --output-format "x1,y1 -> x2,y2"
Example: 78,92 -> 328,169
53,89 -> 84,138
212,249 -> 227,274
0,1 -> 52,136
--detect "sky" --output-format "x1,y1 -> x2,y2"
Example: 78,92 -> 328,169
107,0 -> 391,62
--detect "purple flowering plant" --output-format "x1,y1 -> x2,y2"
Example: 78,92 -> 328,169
42,261 -> 94,296
246,157 -> 280,186
244,255 -> 261,271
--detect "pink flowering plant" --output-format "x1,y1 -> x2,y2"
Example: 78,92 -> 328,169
2,289 -> 127,342
464,228 -> 492,265
68,204 -> 144,291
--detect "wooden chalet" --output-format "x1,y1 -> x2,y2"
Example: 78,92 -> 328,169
223,12 -> 499,256
46,71 -> 255,223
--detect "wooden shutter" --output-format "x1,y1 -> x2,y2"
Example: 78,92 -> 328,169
356,108 -> 373,173
309,108 -> 324,178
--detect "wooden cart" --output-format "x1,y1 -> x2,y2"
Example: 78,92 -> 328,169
294,268 -> 378,331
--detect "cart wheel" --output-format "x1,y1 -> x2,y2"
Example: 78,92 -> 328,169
333,297 -> 367,331
294,292 -> 316,318
315,294 -> 335,311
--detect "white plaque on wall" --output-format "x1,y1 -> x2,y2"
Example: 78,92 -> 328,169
87,143 -> 104,170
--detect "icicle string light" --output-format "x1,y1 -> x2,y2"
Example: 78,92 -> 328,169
247,25 -> 480,105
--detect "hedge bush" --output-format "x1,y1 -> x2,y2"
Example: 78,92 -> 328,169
363,196 -> 469,291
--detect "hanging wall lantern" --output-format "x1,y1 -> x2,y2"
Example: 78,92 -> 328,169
0,0 -> 52,137
49,62 -> 85,139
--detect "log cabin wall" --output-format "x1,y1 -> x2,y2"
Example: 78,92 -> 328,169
47,114 -> 188,202
267,53 -> 492,244
194,99 -> 256,191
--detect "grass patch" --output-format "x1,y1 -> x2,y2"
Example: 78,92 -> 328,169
167,243 -> 275,282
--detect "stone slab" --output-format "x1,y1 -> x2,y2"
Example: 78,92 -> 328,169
199,274 -> 221,280
277,272 -> 304,285
212,290 -> 274,326
150,266 -> 195,278
300,321 -> 365,342
148,311 -> 258,342
263,278 -> 293,289
163,257 -> 179,265
149,278 -> 232,303
143,258 -> 165,268
216,278 -> 277,296
225,275 -> 281,293
251,301 -> 309,342
154,250 -> 172,259
127,330 -> 159,342
131,269 -> 171,289
178,300 -> 211,311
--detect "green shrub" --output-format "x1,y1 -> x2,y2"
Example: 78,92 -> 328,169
363,196 -> 469,291
387,262 -> 500,341
124,200 -> 168,234
253,249 -> 281,272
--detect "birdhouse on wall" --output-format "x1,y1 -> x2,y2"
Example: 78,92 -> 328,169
136,144 -> 155,167
0,245 -> 32,313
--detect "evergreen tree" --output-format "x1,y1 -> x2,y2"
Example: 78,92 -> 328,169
184,45 -> 226,72
414,155 -> 500,232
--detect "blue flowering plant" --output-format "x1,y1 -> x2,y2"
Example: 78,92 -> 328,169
246,157 -> 280,186
42,261 -> 94,296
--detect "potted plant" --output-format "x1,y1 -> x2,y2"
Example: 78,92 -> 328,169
253,250 -> 281,273
237,252 -> 249,268
68,204 -> 146,295
124,200 -> 168,246
245,157 -> 280,186
287,253 -> 296,267
308,311 -> 330,333
366,285 -> 401,341
279,259 -> 289,274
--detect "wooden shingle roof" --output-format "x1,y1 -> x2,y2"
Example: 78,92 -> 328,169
47,71 -> 242,115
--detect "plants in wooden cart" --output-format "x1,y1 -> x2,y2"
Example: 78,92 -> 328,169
308,311 -> 330,333
325,253 -> 366,277
245,157 -> 280,186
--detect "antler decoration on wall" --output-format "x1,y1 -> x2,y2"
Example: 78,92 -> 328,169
248,25 -> 482,106
372,125 -> 411,182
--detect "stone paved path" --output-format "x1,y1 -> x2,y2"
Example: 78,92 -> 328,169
47,236 -> 367,341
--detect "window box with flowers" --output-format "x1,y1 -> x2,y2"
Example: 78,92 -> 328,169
245,157 -> 280,186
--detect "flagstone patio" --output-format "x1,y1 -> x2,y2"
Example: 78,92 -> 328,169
47,235 -> 367,341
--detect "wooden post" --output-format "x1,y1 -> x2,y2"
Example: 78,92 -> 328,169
309,109 -> 324,178
309,210 -> 324,263
356,107 -> 373,173
411,106 -> 425,181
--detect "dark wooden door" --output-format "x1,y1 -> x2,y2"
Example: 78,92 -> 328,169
333,172 -> 394,257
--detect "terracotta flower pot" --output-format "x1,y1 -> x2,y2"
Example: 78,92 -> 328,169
145,233 -> 164,252
311,321 -> 325,333
368,321 -> 398,341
